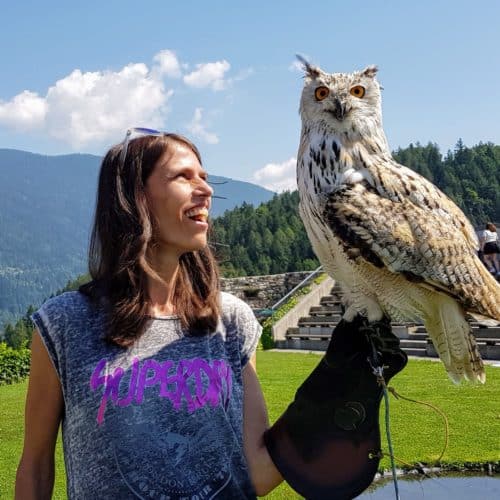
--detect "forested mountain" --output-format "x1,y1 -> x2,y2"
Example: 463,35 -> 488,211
212,192 -> 319,276
0,149 -> 98,328
392,140 -> 499,225
0,149 -> 274,328
214,140 -> 500,277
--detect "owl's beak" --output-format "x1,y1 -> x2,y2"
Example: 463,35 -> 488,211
332,97 -> 347,121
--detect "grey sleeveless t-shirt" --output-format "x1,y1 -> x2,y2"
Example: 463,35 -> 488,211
31,291 -> 261,499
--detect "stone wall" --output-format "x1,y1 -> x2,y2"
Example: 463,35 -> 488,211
220,271 -> 313,310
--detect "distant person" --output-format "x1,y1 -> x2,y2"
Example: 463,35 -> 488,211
15,128 -> 406,499
476,228 -> 486,263
480,222 -> 500,277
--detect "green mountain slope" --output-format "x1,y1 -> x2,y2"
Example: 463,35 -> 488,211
0,149 -> 274,327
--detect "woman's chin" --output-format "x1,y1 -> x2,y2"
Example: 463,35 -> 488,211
181,237 -> 209,254
148,237 -> 208,259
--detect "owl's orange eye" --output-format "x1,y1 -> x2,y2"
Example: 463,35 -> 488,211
350,85 -> 366,98
314,86 -> 330,101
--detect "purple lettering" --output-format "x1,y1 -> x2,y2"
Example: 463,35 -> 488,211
174,360 -> 196,411
90,358 -> 108,390
158,360 -> 176,400
135,359 -> 163,404
89,356 -> 234,425
117,357 -> 139,407
95,365 -> 124,425
192,359 -> 222,410
214,360 -> 232,409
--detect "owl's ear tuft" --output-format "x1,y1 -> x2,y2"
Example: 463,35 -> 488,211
361,65 -> 378,78
296,54 -> 321,79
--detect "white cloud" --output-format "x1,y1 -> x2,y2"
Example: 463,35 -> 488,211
153,49 -> 182,78
183,60 -> 231,91
253,157 -> 297,192
46,64 -> 172,148
0,50 -> 242,149
0,90 -> 47,130
186,108 -> 219,144
0,59 -> 174,148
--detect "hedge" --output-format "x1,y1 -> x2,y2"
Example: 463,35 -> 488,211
0,343 -> 31,385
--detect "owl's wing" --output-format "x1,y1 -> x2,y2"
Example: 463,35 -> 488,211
324,158 -> 496,318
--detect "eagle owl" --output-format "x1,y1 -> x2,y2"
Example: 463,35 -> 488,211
296,57 -> 500,383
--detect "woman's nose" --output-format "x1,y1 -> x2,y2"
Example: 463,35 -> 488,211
194,177 -> 214,197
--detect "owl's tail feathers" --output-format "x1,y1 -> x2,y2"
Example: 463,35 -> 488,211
424,297 -> 485,384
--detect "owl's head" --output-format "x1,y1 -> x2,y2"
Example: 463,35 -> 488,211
298,56 -> 383,136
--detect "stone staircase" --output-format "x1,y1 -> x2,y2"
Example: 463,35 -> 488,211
278,284 -> 500,360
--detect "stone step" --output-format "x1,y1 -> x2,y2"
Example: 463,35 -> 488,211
319,296 -> 343,305
391,325 -> 411,336
425,337 -> 500,347
426,341 -> 500,359
287,326 -> 333,337
309,305 -> 344,315
280,337 -> 500,359
470,322 -> 500,328
405,333 -> 428,341
278,338 -> 330,351
402,347 -> 428,357
400,339 -> 427,348
414,325 -> 500,339
288,323 -> 413,337
473,327 -> 500,337
277,340 -> 430,357
413,326 -> 427,334
298,315 -> 342,326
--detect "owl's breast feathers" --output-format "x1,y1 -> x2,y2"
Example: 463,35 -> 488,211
317,156 -> 500,321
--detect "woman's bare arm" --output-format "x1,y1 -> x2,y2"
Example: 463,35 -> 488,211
15,329 -> 64,500
242,354 -> 283,496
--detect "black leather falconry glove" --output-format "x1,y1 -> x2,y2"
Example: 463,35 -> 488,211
264,315 -> 408,499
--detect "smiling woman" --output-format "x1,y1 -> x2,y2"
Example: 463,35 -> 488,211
14,130 -> 284,499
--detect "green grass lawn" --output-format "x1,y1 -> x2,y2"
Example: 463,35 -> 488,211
1,353 -> 498,499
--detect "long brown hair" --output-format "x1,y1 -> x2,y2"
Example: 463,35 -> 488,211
80,133 -> 220,346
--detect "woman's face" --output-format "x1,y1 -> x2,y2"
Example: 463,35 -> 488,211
145,141 -> 213,258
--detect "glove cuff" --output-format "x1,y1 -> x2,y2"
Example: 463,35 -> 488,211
264,417 -> 381,499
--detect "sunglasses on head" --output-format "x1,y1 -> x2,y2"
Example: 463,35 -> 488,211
118,127 -> 168,170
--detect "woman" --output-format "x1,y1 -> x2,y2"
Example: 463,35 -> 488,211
16,129 -> 407,499
15,130 -> 282,498
481,222 -> 500,277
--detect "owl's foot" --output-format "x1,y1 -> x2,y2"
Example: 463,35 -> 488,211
343,301 -> 385,323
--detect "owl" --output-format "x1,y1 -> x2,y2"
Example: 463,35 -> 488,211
295,56 -> 500,383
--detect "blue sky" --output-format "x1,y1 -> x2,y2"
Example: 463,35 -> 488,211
1,0 -> 499,191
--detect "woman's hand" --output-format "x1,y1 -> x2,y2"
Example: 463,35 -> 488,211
242,355 -> 283,496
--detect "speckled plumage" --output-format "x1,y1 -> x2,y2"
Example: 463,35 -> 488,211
296,57 -> 500,383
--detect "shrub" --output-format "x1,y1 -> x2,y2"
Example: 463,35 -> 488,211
0,343 -> 31,385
